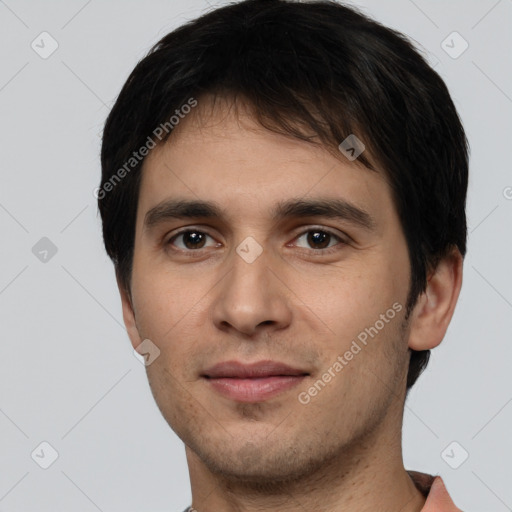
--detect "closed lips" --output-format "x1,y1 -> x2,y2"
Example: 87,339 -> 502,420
202,360 -> 310,379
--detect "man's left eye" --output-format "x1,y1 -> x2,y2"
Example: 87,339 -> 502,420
293,229 -> 346,251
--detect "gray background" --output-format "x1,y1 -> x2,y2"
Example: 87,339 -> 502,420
0,0 -> 511,511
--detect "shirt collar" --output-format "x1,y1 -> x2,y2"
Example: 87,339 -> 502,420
407,470 -> 462,511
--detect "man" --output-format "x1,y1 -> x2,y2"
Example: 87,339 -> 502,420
98,0 -> 468,510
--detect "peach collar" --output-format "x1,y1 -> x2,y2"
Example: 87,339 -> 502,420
407,470 -> 462,511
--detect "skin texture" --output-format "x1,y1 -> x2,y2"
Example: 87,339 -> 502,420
118,96 -> 463,512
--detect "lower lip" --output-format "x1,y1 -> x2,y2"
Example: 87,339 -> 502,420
204,375 -> 307,402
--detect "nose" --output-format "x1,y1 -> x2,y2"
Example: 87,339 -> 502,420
210,243 -> 293,337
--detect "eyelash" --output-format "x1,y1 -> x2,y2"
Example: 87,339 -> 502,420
165,227 -> 348,256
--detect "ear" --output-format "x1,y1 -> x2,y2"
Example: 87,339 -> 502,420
407,246 -> 464,351
116,273 -> 143,350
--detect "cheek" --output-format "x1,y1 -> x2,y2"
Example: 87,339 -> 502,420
130,255 -> 204,336
302,260 -> 399,328
130,262 -> 211,377
293,258 -> 408,374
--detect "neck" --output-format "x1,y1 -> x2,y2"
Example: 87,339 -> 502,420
185,398 -> 426,512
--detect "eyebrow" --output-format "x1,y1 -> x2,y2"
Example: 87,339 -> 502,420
144,197 -> 376,231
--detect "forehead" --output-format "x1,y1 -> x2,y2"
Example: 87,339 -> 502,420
137,96 -> 393,227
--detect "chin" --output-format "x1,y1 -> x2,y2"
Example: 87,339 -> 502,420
201,457 -> 313,486
189,433 -> 332,487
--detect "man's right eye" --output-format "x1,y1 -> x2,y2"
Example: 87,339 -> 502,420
166,229 -> 219,252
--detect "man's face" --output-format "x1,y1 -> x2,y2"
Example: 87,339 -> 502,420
122,98 -> 414,482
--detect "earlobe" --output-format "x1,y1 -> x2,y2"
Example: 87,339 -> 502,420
407,247 -> 464,351
116,274 -> 143,350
